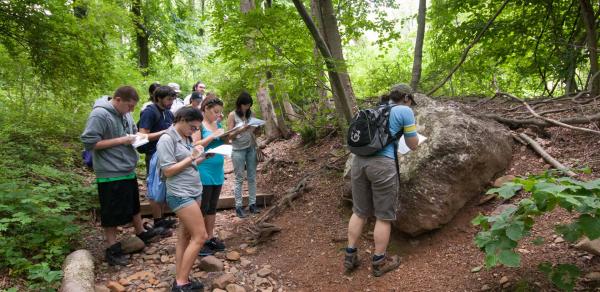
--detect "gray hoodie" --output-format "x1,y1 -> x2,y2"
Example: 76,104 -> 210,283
81,96 -> 139,178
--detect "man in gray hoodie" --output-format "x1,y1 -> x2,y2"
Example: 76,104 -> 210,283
81,86 -> 156,266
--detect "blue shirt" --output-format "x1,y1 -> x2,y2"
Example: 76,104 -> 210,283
139,104 -> 174,156
377,105 -> 418,159
197,123 -> 225,185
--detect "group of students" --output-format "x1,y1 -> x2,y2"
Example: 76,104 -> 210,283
81,82 -> 262,292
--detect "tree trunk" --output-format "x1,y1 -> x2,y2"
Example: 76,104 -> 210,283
132,0 -> 149,76
267,71 -> 292,138
580,0 -> 599,96
317,0 -> 356,105
292,0 -> 354,124
282,95 -> 299,122
410,0 -> 426,91
257,80 -> 282,140
310,0 -> 329,104
240,0 -> 255,13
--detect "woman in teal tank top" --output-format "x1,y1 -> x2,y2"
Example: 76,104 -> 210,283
192,97 -> 226,256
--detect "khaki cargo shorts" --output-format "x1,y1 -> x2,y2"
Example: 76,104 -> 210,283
351,155 -> 398,221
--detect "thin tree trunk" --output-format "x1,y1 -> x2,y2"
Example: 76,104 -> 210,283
267,71 -> 292,138
427,0 -> 510,96
410,0 -> 426,91
292,0 -> 353,124
132,0 -> 149,76
282,95 -> 299,121
311,0 -> 329,103
317,0 -> 356,105
257,80 -> 282,140
240,0 -> 254,13
580,0 -> 599,95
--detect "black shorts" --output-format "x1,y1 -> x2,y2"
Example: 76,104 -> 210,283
97,178 -> 141,227
201,185 -> 223,215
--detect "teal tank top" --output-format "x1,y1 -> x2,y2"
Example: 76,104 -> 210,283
197,123 -> 225,185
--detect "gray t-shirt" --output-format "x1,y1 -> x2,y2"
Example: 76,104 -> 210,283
156,126 -> 203,198
231,113 -> 254,150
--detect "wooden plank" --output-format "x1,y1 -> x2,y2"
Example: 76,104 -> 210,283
140,193 -> 274,217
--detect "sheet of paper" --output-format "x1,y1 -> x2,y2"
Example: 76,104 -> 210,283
206,144 -> 233,157
130,134 -> 149,148
397,133 -> 427,155
247,117 -> 266,127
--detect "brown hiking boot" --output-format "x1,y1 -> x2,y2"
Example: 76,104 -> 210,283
372,255 -> 400,277
343,251 -> 359,273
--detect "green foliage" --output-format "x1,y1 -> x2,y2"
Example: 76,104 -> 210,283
473,171 -> 600,290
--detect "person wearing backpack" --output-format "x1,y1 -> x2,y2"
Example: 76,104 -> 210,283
192,97 -> 226,256
80,86 -> 158,266
156,107 -> 208,292
344,85 -> 420,277
138,85 -> 177,230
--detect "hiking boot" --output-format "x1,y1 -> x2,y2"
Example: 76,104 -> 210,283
372,255 -> 400,277
198,244 -> 215,257
343,251 -> 359,273
171,280 -> 204,292
205,237 -> 226,252
137,228 -> 159,244
235,206 -> 247,218
249,204 -> 260,214
105,242 -> 128,266
155,217 -> 177,229
172,278 -> 203,291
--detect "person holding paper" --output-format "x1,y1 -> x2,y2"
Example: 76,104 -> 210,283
192,97 -> 226,256
344,85 -> 420,277
81,86 -> 158,266
156,107 -> 208,292
226,91 -> 260,218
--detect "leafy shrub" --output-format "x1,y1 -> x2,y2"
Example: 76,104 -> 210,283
472,170 -> 599,291
294,104 -> 338,145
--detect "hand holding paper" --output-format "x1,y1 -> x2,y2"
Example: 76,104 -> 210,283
130,133 -> 149,148
397,133 -> 427,154
206,144 -> 233,157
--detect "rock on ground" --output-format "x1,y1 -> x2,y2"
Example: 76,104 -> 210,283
60,249 -> 95,292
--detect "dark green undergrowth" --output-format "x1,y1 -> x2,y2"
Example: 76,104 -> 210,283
0,119 -> 97,291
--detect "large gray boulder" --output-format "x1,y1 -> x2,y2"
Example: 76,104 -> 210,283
345,94 -> 513,235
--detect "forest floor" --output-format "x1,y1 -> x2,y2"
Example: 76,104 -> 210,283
76,98 -> 600,291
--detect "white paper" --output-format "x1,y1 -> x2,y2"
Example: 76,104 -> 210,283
397,134 -> 427,154
247,117 -> 266,127
206,144 -> 233,157
130,134 -> 149,148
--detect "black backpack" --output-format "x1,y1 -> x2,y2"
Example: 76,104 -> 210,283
347,104 -> 403,156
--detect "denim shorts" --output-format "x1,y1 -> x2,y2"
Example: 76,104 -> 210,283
166,193 -> 201,212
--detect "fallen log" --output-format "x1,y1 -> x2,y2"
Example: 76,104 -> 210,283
515,133 -> 577,177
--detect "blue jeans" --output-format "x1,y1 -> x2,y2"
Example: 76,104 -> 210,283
232,146 -> 257,208
166,193 -> 201,213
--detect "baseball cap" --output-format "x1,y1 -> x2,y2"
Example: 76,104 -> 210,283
167,82 -> 181,93
391,83 -> 417,106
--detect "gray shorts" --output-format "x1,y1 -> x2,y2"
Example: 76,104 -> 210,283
351,155 -> 398,221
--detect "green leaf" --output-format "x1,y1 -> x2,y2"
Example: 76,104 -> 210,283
471,214 -> 488,227
577,215 -> 600,240
540,264 -> 580,291
555,224 -> 582,242
486,183 -> 522,199
505,222 -> 525,241
532,237 -> 545,245
484,253 -> 498,268
498,250 -> 520,267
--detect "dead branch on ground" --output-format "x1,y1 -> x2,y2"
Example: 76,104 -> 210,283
513,133 -> 576,177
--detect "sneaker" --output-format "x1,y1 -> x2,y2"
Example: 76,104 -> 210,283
155,217 -> 177,229
205,237 -> 225,252
137,228 -> 159,244
172,279 -> 203,291
198,244 -> 215,257
171,281 -> 203,292
372,255 -> 400,277
249,204 -> 261,214
105,243 -> 128,266
235,206 -> 247,218
343,251 -> 359,273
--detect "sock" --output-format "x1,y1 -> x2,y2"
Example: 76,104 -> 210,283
346,247 -> 357,254
372,254 -> 385,262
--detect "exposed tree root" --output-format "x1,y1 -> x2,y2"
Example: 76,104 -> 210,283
513,132 -> 577,177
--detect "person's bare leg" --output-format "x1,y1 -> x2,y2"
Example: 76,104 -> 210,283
175,224 -> 190,276
104,227 -> 118,246
175,202 -> 207,285
131,213 -> 144,234
204,214 -> 216,239
150,200 -> 162,222
347,213 -> 367,248
373,219 -> 391,255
